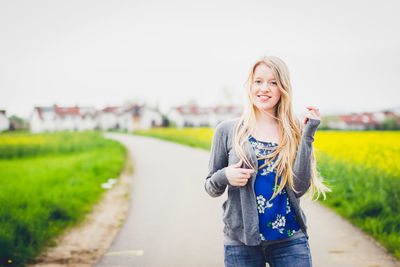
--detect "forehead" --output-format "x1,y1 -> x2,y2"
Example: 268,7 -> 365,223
254,64 -> 275,79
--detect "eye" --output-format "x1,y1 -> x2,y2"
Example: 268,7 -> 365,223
255,80 -> 262,84
270,81 -> 278,86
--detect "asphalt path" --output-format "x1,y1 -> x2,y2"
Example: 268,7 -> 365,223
94,133 -> 399,267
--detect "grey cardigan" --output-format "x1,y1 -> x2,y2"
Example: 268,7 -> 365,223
204,117 -> 321,246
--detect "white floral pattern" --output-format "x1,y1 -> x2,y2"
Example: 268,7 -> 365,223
271,214 -> 286,234
256,195 -> 273,214
286,197 -> 291,214
259,233 -> 266,241
260,159 -> 276,175
257,195 -> 265,206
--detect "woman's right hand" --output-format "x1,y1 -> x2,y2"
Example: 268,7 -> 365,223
225,159 -> 255,186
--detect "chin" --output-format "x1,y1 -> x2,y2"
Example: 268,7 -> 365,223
256,104 -> 275,113
257,101 -> 275,109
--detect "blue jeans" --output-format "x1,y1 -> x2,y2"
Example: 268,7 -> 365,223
224,236 -> 312,267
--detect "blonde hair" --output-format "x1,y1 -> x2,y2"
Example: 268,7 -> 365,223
234,56 -> 331,201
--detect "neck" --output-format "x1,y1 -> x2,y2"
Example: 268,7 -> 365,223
254,107 -> 278,125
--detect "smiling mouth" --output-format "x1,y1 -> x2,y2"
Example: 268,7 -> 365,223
258,95 -> 271,100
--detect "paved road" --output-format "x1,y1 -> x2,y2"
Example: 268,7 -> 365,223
95,133 -> 399,267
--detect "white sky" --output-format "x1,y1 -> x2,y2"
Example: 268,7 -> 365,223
1,0 -> 399,120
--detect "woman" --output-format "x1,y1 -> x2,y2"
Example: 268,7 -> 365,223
204,56 -> 331,267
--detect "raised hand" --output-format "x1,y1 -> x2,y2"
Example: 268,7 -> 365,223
304,106 -> 321,124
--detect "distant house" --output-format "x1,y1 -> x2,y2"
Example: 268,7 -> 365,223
99,104 -> 163,131
167,104 -> 243,128
30,105 -> 97,133
30,106 -> 57,133
0,110 -> 10,132
168,105 -> 210,128
324,112 -> 379,130
30,104 -> 162,133
372,110 -> 398,123
98,106 -> 126,131
322,109 -> 400,130
79,107 -> 98,131
209,105 -> 243,127
54,106 -> 88,131
129,105 -> 163,130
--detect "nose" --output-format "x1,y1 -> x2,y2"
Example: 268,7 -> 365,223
260,82 -> 271,92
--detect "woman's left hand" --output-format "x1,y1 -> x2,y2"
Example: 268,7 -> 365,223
304,106 -> 321,124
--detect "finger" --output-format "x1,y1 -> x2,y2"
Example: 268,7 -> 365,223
238,175 -> 251,180
306,106 -> 319,111
233,173 -> 250,180
308,110 -> 320,119
232,178 -> 247,186
308,110 -> 317,117
238,168 -> 255,174
236,179 -> 248,186
313,108 -> 320,116
234,159 -> 243,167
307,107 -> 320,115
306,109 -> 317,116
236,172 -> 250,179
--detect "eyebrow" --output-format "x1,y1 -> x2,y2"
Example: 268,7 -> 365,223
254,77 -> 276,81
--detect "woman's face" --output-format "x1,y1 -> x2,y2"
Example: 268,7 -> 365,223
251,63 -> 281,114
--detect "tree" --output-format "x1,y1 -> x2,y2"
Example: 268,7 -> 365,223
379,117 -> 400,130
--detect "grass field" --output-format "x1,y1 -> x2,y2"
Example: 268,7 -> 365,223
0,130 -> 127,267
134,127 -> 400,260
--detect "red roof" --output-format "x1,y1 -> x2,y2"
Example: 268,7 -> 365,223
34,107 -> 43,120
34,105 -> 84,119
102,106 -> 120,112
175,105 -> 204,115
55,106 -> 80,117
339,113 -> 379,125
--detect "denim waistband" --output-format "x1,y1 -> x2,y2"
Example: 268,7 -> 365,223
224,228 -> 306,246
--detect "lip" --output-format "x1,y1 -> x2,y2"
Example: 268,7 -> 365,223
258,95 -> 271,99
257,95 -> 272,103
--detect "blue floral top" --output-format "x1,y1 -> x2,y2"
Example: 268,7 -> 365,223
249,135 -> 301,241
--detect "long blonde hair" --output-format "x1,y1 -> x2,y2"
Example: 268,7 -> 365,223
234,56 -> 331,201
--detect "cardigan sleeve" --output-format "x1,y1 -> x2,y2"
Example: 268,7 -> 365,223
204,122 -> 230,198
292,118 -> 321,198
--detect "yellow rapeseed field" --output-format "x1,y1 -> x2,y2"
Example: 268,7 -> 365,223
314,131 -> 400,177
0,135 -> 47,145
0,130 -> 110,158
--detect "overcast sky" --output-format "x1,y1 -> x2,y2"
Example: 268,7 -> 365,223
1,0 -> 399,120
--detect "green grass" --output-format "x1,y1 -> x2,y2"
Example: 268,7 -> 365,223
0,130 -> 114,159
0,131 -> 126,267
133,128 -> 400,261
316,152 -> 400,259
